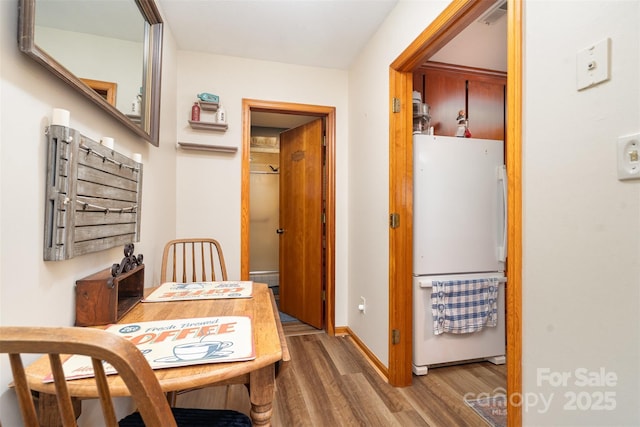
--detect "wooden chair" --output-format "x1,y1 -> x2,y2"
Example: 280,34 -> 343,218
160,238 -> 232,405
161,238 -> 228,284
0,326 -> 251,427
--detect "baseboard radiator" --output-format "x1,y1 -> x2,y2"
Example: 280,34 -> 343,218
249,271 -> 279,288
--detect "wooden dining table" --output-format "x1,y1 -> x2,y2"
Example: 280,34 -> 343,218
21,282 -> 290,427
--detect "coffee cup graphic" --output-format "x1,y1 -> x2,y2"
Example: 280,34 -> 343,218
174,283 -> 204,290
172,341 -> 233,361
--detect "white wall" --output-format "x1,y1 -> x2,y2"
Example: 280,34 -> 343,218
0,2 -> 179,424
522,0 -> 639,424
347,0 -> 450,366
174,51 -> 350,323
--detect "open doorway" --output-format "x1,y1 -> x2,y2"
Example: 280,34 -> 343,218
247,113 -> 316,312
240,99 -> 337,335
248,115 -> 323,328
387,0 -> 522,425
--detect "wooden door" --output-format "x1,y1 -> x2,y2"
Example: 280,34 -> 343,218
278,118 -> 324,328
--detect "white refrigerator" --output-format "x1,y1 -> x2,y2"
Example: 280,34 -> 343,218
412,134 -> 507,375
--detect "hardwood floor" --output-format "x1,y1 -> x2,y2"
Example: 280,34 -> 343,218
279,320 -> 324,337
177,329 -> 506,426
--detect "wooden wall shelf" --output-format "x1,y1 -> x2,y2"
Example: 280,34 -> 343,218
188,120 -> 228,131
198,101 -> 219,111
178,141 -> 238,153
75,264 -> 144,326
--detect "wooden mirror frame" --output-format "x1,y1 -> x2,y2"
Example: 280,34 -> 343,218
18,0 -> 163,146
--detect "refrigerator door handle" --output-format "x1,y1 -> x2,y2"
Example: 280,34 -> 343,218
498,165 -> 507,262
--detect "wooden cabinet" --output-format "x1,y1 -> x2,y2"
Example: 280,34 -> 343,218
414,62 -> 506,140
75,264 -> 144,326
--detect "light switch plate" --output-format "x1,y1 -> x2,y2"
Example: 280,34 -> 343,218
617,133 -> 640,181
577,38 -> 610,91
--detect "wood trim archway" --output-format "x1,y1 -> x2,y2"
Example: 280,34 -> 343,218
387,0 -> 522,426
240,99 -> 336,335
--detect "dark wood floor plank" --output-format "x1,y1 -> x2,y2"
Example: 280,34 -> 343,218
316,334 -> 363,375
339,372 -> 403,425
337,334 -> 416,414
393,409 -> 431,427
272,365 -> 311,426
401,376 -> 477,426
282,320 -> 323,337
287,335 -> 361,425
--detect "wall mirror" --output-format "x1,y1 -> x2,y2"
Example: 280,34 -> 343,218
18,0 -> 163,146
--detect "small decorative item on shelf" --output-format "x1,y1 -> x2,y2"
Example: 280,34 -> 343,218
197,92 -> 219,103
197,92 -> 220,111
456,110 -> 471,138
191,102 -> 201,121
216,104 -> 227,124
187,92 -> 227,131
110,243 -> 144,278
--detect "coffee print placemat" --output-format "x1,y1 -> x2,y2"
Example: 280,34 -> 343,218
45,316 -> 255,382
144,281 -> 253,302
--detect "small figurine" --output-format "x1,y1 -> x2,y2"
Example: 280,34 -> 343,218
455,110 -> 471,138
455,110 -> 466,137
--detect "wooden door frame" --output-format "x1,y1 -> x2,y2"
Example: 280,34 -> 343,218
240,99 -> 336,336
388,0 -> 522,426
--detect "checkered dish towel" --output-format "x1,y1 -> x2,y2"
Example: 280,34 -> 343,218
431,278 -> 499,335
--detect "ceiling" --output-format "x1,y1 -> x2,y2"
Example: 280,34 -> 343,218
157,0 -> 399,70
155,0 -> 399,129
251,111 -> 317,129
